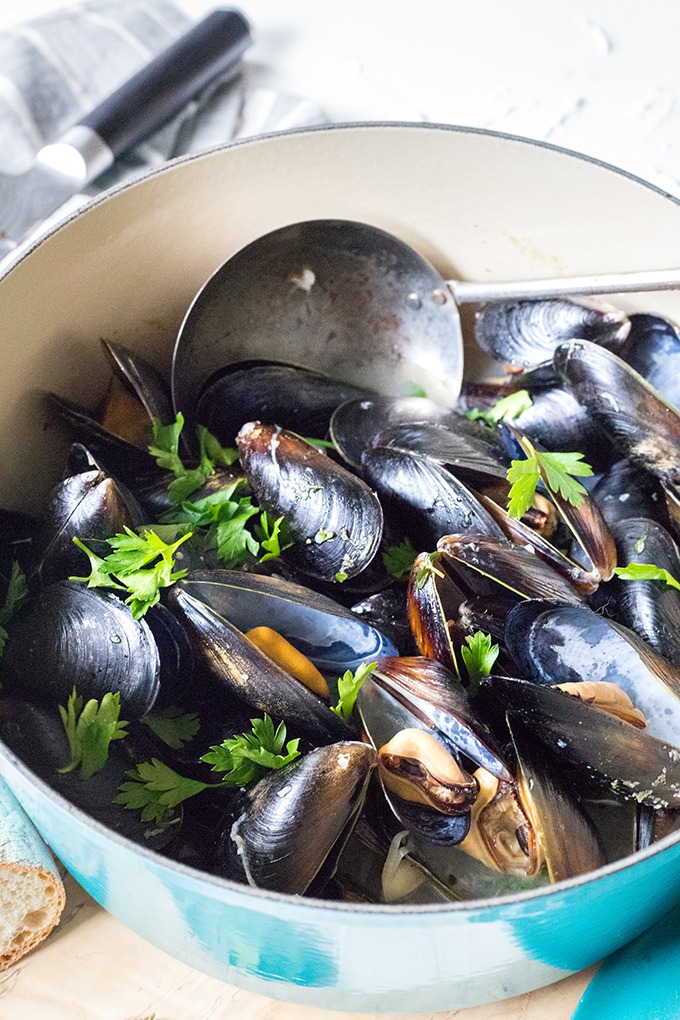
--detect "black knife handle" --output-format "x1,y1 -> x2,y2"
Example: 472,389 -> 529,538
79,8 -> 251,159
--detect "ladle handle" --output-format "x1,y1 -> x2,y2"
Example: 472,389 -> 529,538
449,267 -> 680,304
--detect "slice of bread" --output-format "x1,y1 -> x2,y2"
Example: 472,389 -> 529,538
0,861 -> 65,969
0,779 -> 65,970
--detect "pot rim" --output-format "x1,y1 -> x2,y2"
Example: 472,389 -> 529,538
3,118 -> 679,916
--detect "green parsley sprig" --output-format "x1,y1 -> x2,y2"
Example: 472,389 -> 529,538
115,759 -> 211,826
149,413 -> 239,504
613,562 -> 680,590
160,483 -> 287,569
331,661 -> 378,723
506,436 -> 593,519
201,714 -> 301,786
116,715 -> 302,825
468,389 -> 533,425
461,631 -> 500,692
0,561 -> 28,658
140,706 -> 201,750
58,688 -> 128,780
70,527 -> 191,618
382,538 -> 418,580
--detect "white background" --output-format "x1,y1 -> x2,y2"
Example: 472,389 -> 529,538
2,0 -> 680,197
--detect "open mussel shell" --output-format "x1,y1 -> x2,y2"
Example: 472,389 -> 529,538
503,599 -> 680,745
175,570 -> 396,676
196,361 -> 372,448
361,447 -> 504,550
366,417 -> 510,480
46,392 -> 173,514
475,297 -> 629,369
619,313 -> 680,411
32,468 -> 143,586
475,493 -> 604,596
590,458 -> 671,529
480,675 -> 680,809
507,716 -> 606,882
237,422 -> 383,582
500,421 -> 617,584
167,587 -> 349,745
101,339 -> 175,426
377,728 -> 477,846
510,387 -> 619,472
437,533 -> 586,605
144,602 -> 195,708
1,581 -> 160,718
221,740 -> 377,895
605,517 -> 680,669
407,551 -> 465,675
365,656 -> 512,781
330,397 -> 460,469
554,339 -> 680,482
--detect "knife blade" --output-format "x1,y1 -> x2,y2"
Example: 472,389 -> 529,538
0,7 -> 251,259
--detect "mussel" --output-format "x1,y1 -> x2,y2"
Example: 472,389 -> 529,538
1,581 -> 160,718
221,740 -> 377,894
237,422 -> 383,582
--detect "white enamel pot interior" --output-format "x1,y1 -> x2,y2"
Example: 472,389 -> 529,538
2,123 -> 680,1013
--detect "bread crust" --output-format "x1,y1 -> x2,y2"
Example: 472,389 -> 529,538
0,862 -> 66,970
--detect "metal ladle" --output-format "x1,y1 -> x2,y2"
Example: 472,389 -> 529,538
172,218 -> 680,415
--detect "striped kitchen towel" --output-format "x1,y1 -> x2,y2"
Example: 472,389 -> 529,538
0,0 -> 325,252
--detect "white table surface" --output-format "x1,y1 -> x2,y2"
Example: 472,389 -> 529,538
0,1 -> 677,1016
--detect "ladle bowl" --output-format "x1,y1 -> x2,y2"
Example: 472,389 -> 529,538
173,217 -> 680,422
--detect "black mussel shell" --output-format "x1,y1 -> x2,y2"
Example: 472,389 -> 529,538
366,656 -> 512,781
144,602 -> 195,707
175,570 -> 397,676
475,298 -> 629,369
603,517 -> 680,669
504,600 -> 680,745
362,447 -> 504,550
32,468 -> 143,586
371,418 -> 510,483
167,587 -> 349,745
619,313 -> 680,411
590,458 -> 670,529
554,339 -> 680,482
476,492 -> 604,596
47,393 -> 172,511
481,675 -> 680,809
507,715 -> 606,881
1,581 -> 160,718
382,794 -> 471,847
407,551 -> 465,675
219,741 -> 377,895
101,339 -> 175,426
237,422 -> 383,582
330,397 -> 460,469
196,361 -> 371,447
437,533 -> 586,605
511,387 -> 619,472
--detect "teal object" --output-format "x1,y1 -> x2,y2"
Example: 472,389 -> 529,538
572,909 -> 680,1020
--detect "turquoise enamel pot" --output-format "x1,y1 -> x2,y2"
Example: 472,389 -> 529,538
1,123 -> 680,1012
